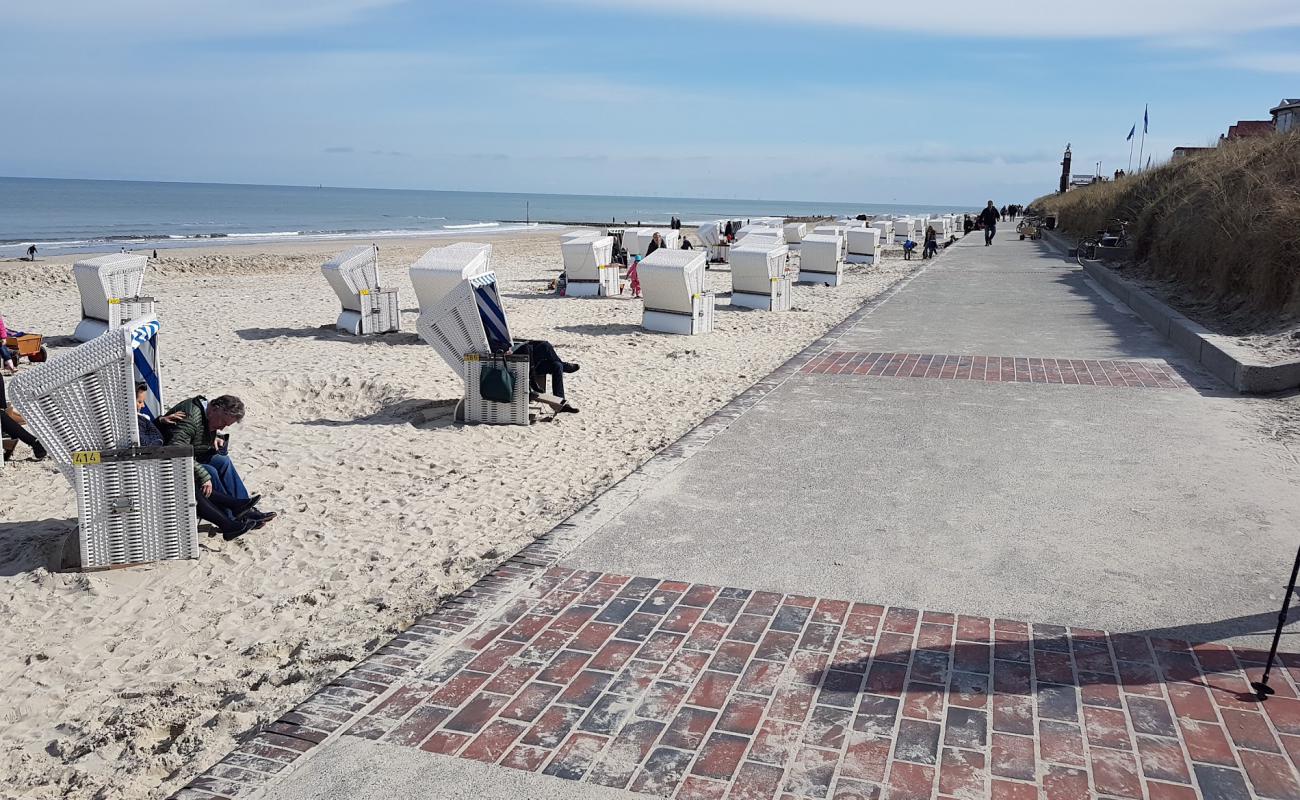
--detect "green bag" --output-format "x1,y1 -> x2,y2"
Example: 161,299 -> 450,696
479,356 -> 515,403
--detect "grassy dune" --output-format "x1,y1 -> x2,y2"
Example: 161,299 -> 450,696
1032,132 -> 1300,329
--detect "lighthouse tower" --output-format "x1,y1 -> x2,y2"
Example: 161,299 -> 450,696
1059,143 -> 1072,194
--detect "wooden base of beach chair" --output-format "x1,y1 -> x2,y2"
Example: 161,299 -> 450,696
797,269 -> 844,287
460,354 -> 532,426
68,445 -> 199,569
643,293 -> 715,335
732,277 -> 792,312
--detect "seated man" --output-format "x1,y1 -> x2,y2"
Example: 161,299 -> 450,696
508,340 -> 580,415
159,392 -> 275,536
136,384 -> 262,540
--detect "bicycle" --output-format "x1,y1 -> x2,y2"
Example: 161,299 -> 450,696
1073,219 -> 1131,266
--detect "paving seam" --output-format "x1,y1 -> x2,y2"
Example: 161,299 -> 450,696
169,249 -> 951,800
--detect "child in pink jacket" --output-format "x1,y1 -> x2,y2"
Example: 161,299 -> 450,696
0,314 -> 15,373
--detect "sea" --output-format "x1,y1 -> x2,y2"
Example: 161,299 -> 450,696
0,176 -> 967,258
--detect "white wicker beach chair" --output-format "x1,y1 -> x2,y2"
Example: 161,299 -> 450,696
9,316 -> 198,568
893,218 -> 914,242
797,233 -> 845,286
415,272 -> 530,425
698,221 -> 729,263
562,236 -> 617,297
72,254 -> 155,342
322,245 -> 400,335
870,220 -> 894,244
730,241 -> 792,312
410,242 -> 492,313
782,223 -> 806,246
640,249 -> 715,335
845,228 -> 882,265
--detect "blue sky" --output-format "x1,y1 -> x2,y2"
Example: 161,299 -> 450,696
3,0 -> 1299,205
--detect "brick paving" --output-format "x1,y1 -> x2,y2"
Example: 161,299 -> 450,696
800,352 -> 1189,390
325,567 -> 1300,800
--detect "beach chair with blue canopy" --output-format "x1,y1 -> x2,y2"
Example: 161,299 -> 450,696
321,245 -> 401,335
10,315 -> 199,568
416,271 -> 531,425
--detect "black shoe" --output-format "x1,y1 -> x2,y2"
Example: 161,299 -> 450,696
562,362 -> 580,374
222,518 -> 258,541
233,494 -> 262,515
252,511 -> 278,529
238,507 -> 274,522
31,443 -> 47,461
558,401 -> 580,414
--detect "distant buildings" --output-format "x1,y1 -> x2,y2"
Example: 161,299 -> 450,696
1272,98 -> 1300,134
1171,97 -> 1298,159
1172,146 -> 1214,160
1221,120 -> 1275,142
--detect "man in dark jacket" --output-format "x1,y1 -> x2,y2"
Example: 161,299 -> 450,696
160,393 -> 274,533
979,201 -> 1000,246
140,385 -> 262,539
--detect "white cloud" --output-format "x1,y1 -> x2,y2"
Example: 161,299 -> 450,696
545,0 -> 1300,38
8,0 -> 405,34
1219,52 -> 1300,74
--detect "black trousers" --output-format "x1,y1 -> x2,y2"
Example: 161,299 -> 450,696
513,340 -> 566,399
0,373 -> 41,450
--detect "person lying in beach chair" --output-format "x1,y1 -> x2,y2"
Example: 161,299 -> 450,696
160,394 -> 276,534
417,271 -> 581,423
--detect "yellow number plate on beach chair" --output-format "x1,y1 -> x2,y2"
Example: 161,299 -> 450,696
72,450 -> 102,466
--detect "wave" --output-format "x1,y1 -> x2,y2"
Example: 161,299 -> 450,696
442,222 -> 501,230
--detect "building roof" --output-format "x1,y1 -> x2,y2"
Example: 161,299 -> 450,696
1223,120 -> 1275,140
1271,98 -> 1300,114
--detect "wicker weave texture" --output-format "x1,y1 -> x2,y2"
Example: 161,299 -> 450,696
75,452 -> 199,567
9,325 -> 139,473
463,356 -> 530,426
359,289 -> 401,334
73,254 -> 148,319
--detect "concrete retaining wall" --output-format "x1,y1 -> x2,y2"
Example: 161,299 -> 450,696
1040,229 -> 1300,393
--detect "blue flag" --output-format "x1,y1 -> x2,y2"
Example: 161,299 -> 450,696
1127,124 -> 1136,141
1144,105 -> 1149,134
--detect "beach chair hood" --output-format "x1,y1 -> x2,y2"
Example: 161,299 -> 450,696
410,242 -> 492,312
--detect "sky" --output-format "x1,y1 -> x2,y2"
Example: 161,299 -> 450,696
3,0 -> 1299,205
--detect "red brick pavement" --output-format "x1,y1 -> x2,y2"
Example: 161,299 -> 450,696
800,352 -> 1190,390
335,567 -> 1300,799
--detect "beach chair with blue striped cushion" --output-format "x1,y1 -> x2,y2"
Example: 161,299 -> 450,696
9,315 -> 199,568
72,254 -> 156,342
322,245 -> 401,335
415,272 -> 532,425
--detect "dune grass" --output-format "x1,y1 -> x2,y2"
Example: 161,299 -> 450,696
1031,132 -> 1300,328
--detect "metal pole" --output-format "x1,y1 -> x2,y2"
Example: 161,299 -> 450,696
1128,137 -> 1135,174
1251,542 -> 1300,700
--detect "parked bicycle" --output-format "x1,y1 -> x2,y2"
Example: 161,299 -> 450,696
1074,219 -> 1131,266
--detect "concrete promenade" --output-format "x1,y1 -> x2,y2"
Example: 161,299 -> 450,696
178,232 -> 1300,800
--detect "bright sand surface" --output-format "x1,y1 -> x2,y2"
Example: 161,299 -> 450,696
0,231 -> 911,798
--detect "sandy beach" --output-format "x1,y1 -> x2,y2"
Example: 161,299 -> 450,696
0,230 -> 912,798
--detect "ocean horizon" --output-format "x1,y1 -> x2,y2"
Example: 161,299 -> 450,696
0,176 -> 968,258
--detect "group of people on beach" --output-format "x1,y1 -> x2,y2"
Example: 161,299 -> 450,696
2,300 -> 276,540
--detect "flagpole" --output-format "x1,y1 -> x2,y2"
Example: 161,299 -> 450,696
1138,104 -> 1147,172
1128,133 -> 1135,174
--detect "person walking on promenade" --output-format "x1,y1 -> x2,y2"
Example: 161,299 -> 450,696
923,226 -> 939,259
979,201 -> 1000,246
